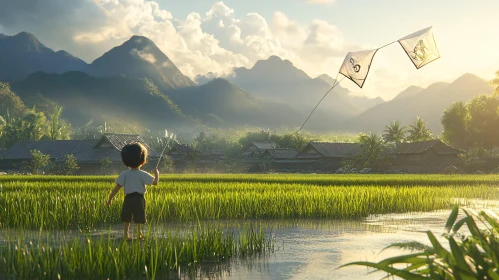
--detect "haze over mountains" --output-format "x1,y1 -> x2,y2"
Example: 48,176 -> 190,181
342,74 -> 493,133
0,31 -> 494,135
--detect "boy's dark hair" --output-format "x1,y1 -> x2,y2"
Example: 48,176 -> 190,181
121,142 -> 148,168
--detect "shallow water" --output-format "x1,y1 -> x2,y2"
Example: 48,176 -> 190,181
2,200 -> 498,280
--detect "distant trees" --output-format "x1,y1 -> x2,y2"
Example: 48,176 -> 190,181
382,120 -> 407,144
381,118 -> 433,145
406,117 -> 433,142
0,107 -> 48,148
491,70 -> 499,96
48,105 -> 71,140
442,94 -> 499,149
194,131 -> 241,159
238,129 -> 310,152
62,154 -> 79,175
356,132 -> 386,170
27,149 -> 51,174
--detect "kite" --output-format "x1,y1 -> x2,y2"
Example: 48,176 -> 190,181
295,26 -> 439,133
398,26 -> 440,69
339,49 -> 378,88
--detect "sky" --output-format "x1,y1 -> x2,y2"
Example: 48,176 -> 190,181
0,0 -> 498,100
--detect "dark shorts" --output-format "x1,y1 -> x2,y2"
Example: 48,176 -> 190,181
121,192 -> 146,223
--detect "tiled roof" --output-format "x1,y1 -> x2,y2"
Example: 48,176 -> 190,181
303,142 -> 360,158
394,140 -> 462,155
262,148 -> 297,159
250,142 -> 277,150
97,133 -> 149,150
167,143 -> 205,157
1,140 -> 99,161
0,133 -> 159,162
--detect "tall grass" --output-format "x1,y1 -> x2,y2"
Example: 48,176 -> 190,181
1,227 -> 272,279
1,175 -> 498,230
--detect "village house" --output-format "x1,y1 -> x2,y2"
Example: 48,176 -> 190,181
258,148 -> 298,172
392,139 -> 463,173
166,142 -> 221,171
242,142 -> 277,159
294,142 -> 360,173
0,133 -> 158,174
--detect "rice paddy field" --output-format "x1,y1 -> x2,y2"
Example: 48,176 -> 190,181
1,174 -> 499,279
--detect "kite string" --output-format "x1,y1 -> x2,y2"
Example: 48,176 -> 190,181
293,73 -> 346,134
293,40 -> 399,134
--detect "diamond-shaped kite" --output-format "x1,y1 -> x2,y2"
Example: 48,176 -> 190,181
398,26 -> 440,69
339,49 -> 378,88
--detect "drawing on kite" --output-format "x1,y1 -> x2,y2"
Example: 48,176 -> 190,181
412,40 -> 429,62
350,58 -> 361,73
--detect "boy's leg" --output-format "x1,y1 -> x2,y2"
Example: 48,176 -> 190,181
137,224 -> 144,239
134,195 -> 146,239
121,195 -> 133,239
124,222 -> 131,239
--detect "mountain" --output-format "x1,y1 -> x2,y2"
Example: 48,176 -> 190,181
392,85 -> 424,100
0,32 -> 88,81
11,71 -> 302,130
219,56 -> 360,129
316,74 -> 385,111
169,78 -> 304,127
10,71 -> 192,129
88,35 -> 195,90
341,73 -> 494,133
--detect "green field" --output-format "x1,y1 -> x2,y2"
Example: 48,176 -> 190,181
1,174 -> 499,279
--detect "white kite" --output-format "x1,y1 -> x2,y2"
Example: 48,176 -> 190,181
398,26 -> 440,69
339,49 -> 378,88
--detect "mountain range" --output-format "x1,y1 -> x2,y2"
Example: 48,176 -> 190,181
342,74 -> 493,133
0,31 -> 494,135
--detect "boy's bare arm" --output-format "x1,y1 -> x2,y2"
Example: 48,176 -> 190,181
106,184 -> 122,206
152,168 -> 159,185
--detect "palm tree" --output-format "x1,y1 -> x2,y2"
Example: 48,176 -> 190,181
407,117 -> 433,142
382,120 -> 407,144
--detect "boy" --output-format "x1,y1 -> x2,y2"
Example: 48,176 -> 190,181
106,142 -> 159,239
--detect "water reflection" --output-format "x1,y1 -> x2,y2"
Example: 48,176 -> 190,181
2,203 -> 498,279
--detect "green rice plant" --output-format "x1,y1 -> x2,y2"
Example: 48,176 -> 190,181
3,174 -> 499,187
341,206 -> 499,279
1,175 -> 499,230
0,227 -> 272,279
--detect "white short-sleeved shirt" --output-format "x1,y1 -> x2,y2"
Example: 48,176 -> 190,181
116,169 -> 155,195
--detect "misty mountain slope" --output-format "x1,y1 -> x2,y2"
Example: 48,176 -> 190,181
223,56 -> 361,125
169,78 -> 304,127
315,74 -> 384,111
11,71 -> 192,129
391,85 -> 425,101
341,73 -> 494,133
88,36 -> 195,90
0,32 -> 88,81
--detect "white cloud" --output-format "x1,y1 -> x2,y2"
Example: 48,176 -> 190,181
0,0 -> 407,98
130,48 -> 156,63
